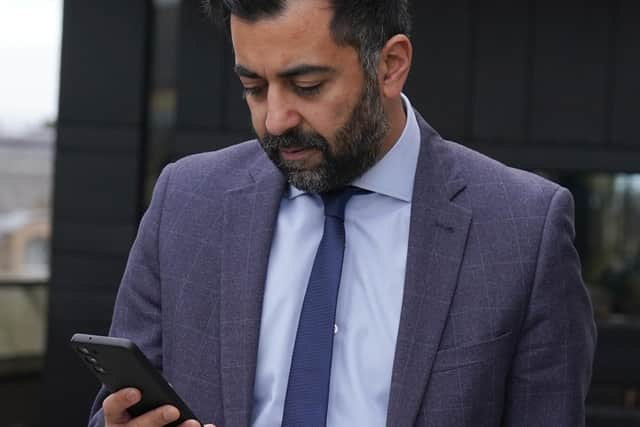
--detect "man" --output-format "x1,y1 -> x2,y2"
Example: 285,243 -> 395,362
90,0 -> 596,426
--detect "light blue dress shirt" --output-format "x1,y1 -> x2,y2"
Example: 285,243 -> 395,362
251,94 -> 421,427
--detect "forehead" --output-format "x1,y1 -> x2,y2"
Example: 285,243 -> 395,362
230,0 -> 353,73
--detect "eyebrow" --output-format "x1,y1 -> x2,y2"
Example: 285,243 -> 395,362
234,64 -> 336,79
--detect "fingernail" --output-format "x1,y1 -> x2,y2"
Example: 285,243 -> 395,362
125,389 -> 138,402
163,406 -> 179,422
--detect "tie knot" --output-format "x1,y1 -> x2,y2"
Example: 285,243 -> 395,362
321,186 -> 366,220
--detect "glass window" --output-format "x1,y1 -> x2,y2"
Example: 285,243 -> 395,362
540,172 -> 640,320
0,0 -> 62,362
580,174 -> 640,320
540,171 -> 640,413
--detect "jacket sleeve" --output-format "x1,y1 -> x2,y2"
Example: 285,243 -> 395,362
87,163 -> 174,427
502,187 -> 597,426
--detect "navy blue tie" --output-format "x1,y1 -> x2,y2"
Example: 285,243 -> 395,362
282,187 -> 364,427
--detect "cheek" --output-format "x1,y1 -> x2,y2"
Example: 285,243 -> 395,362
302,100 -> 352,136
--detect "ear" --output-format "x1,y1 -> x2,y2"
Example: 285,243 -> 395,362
378,34 -> 412,99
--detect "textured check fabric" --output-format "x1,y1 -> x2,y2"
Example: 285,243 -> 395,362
282,187 -> 365,427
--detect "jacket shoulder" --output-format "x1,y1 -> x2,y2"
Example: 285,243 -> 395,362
173,139 -> 264,174
439,139 -> 564,219
161,139 -> 270,191
449,140 -> 556,188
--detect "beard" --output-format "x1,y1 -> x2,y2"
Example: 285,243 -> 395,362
258,76 -> 389,193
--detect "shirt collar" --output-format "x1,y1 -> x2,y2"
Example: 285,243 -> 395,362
288,93 -> 421,203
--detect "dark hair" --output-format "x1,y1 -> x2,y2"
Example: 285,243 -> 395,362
204,0 -> 411,77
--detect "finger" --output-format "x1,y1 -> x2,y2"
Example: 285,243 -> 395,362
103,388 -> 141,423
177,420 -> 217,427
127,405 -> 180,427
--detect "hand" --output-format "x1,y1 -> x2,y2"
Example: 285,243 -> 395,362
103,388 -> 216,427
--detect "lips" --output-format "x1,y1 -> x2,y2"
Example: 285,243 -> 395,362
280,147 -> 304,154
280,147 -> 314,161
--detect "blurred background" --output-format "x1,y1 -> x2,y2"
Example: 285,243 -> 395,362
0,0 -> 639,426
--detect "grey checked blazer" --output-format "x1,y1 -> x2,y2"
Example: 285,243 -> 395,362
89,112 -> 596,426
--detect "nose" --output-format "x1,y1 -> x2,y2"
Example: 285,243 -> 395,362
264,89 -> 302,136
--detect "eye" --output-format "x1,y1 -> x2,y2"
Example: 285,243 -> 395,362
292,83 -> 323,97
242,85 -> 266,99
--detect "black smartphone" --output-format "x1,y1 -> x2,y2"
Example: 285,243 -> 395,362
70,333 -> 200,427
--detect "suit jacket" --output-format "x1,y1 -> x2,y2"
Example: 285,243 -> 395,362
89,113 -> 596,427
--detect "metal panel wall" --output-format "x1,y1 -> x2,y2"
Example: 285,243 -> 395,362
173,0 -> 640,170
41,1 -> 151,426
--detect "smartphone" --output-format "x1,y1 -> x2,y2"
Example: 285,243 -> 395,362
70,333 -> 200,427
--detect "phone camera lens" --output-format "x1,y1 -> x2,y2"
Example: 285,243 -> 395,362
78,346 -> 91,355
85,356 -> 98,364
94,365 -> 106,375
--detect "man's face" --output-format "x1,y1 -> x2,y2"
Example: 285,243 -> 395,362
230,0 -> 389,192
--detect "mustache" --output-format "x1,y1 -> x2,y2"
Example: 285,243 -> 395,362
261,127 -> 329,153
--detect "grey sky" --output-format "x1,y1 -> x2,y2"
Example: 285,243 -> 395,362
0,0 -> 62,134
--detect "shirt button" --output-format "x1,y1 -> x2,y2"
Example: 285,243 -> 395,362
334,324 -> 339,335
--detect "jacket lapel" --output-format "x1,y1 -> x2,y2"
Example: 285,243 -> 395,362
219,162 -> 286,427
386,114 -> 472,427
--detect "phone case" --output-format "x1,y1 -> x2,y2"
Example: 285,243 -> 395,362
70,333 -> 200,427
